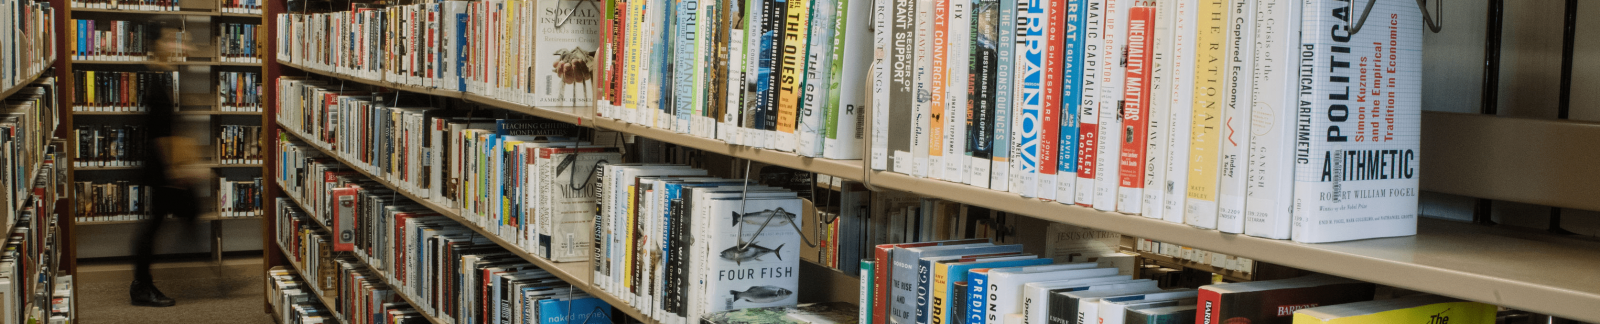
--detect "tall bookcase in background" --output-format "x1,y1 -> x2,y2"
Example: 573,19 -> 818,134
62,0 -> 265,260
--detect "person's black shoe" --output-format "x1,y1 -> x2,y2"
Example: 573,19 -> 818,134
130,281 -> 176,307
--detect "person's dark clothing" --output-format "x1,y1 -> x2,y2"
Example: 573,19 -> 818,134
131,73 -> 198,284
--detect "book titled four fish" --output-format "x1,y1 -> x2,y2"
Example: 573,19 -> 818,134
706,197 -> 803,312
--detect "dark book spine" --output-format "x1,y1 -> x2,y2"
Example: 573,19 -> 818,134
952,281 -> 969,324
886,0 -> 916,170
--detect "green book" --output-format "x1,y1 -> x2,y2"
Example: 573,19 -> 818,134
860,260 -> 874,324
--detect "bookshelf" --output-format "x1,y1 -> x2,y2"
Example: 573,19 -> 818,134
258,4 -> 1600,324
62,0 -> 268,261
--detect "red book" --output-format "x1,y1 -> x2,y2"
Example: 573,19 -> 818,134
1037,0 -> 1070,201
329,186 -> 358,252
1117,6 -> 1157,211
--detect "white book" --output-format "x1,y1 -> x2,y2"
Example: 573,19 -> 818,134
824,0 -> 872,160
1093,0 -> 1133,211
1242,0 -> 1301,240
799,0 -> 838,157
942,0 -> 969,184
1140,0 -> 1174,220
870,0 -> 892,171
1094,291 -> 1197,324
1074,0 -> 1102,206
1162,0 -> 1197,224
912,0 -> 934,178
1021,277 -> 1137,324
1214,0 -> 1256,234
1013,0 -> 1042,198
984,263 -> 1113,324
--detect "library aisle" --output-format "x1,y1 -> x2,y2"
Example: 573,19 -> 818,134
3,0 -> 1600,322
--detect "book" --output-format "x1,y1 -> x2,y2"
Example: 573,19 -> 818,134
798,0 -> 838,157
1052,0 -> 1087,203
1196,275 -> 1376,324
940,0 -> 971,183
1213,0 -> 1256,234
703,302 -> 860,324
1012,0 -> 1044,198
1291,295 -> 1495,324
935,257 -> 1053,324
1290,0 -> 1421,243
1126,304 -> 1197,324
1115,6 -> 1157,215
532,0 -> 601,107
1094,290 -> 1197,324
861,260 -> 875,324
1160,0 -> 1197,224
1091,0 -> 1135,211
1139,0 -> 1173,221
983,263 -> 1115,324
1071,0 -> 1103,206
965,0 -> 1000,188
821,0 -> 869,160
1182,0 -> 1228,230
1241,0 -> 1300,239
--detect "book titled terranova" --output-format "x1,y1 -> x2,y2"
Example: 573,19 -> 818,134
1291,0 -> 1422,243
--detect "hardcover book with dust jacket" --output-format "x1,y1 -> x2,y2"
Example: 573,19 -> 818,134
1291,0 -> 1420,243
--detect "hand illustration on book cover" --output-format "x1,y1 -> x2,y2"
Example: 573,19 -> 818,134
720,241 -> 785,265
552,47 -> 595,103
730,285 -> 794,304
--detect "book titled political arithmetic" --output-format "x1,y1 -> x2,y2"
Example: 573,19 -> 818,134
1291,0 -> 1421,243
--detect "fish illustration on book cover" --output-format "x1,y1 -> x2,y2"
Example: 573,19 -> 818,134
706,197 -> 803,313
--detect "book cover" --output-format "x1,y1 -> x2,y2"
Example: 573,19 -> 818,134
544,149 -> 622,262
1161,0 -> 1196,224
1213,0 -> 1255,234
702,302 -> 860,324
1290,0 -> 1420,243
537,297 -> 613,324
1115,6 -> 1155,215
704,197 -> 801,313
1071,0 -> 1102,207
1241,0 -> 1299,239
1183,0 -> 1227,230
1291,295 -> 1494,324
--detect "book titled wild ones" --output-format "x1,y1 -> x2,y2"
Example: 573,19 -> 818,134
1291,0 -> 1421,243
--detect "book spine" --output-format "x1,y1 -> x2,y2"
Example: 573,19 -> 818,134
942,0 -> 970,183
799,0 -> 835,157
870,0 -> 891,170
671,0 -> 698,133
1183,0 -> 1227,230
1290,0 -> 1420,243
916,258 -> 937,324
1093,0 -> 1131,211
887,0 -> 916,174
966,270 -> 990,324
911,0 -> 932,178
1162,0 -> 1196,224
1214,0 -> 1255,234
988,0 -> 1016,191
824,0 -> 870,160
1072,0 -> 1102,207
1116,5 -> 1156,215
861,260 -> 875,324
773,0 -> 810,150
966,0 -> 999,188
1014,0 -> 1043,198
1242,0 -> 1299,239
1035,0 -> 1063,201
927,0 -> 949,181
1054,0 -> 1085,205
1140,0 -> 1173,220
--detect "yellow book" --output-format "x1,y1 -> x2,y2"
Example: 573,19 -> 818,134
1183,0 -> 1228,229
622,182 -> 636,290
773,0 -> 812,148
503,140 -> 525,226
1292,295 -> 1495,324
86,71 -> 95,108
931,260 -> 952,324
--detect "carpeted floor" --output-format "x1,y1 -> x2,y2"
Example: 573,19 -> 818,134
77,275 -> 277,324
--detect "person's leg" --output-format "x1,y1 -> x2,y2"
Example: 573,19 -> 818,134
130,186 -> 196,307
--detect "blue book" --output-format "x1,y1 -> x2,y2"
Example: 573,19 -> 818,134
989,0 -> 1018,191
454,5 -> 470,90
1055,0 -> 1085,200
673,0 -> 699,132
967,269 -> 992,324
938,258 -> 1053,324
538,297 -> 614,324
1016,0 -> 1045,197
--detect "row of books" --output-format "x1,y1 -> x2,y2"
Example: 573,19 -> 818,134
69,0 -> 177,11
217,23 -> 262,63
594,0 -> 1421,243
1,0 -> 54,90
805,177 -> 1030,273
215,124 -> 263,165
274,203 -> 429,324
272,159 -> 619,324
2,76 -> 58,215
69,19 -> 164,61
275,77 -> 601,260
217,177 -> 262,218
72,124 -> 147,168
267,266 -> 426,324
220,0 -> 260,14
3,184 -> 64,324
71,180 -> 149,222
70,70 -> 179,112
218,71 -> 261,112
46,275 -> 71,324
861,239 -> 1495,324
272,0 -> 600,107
